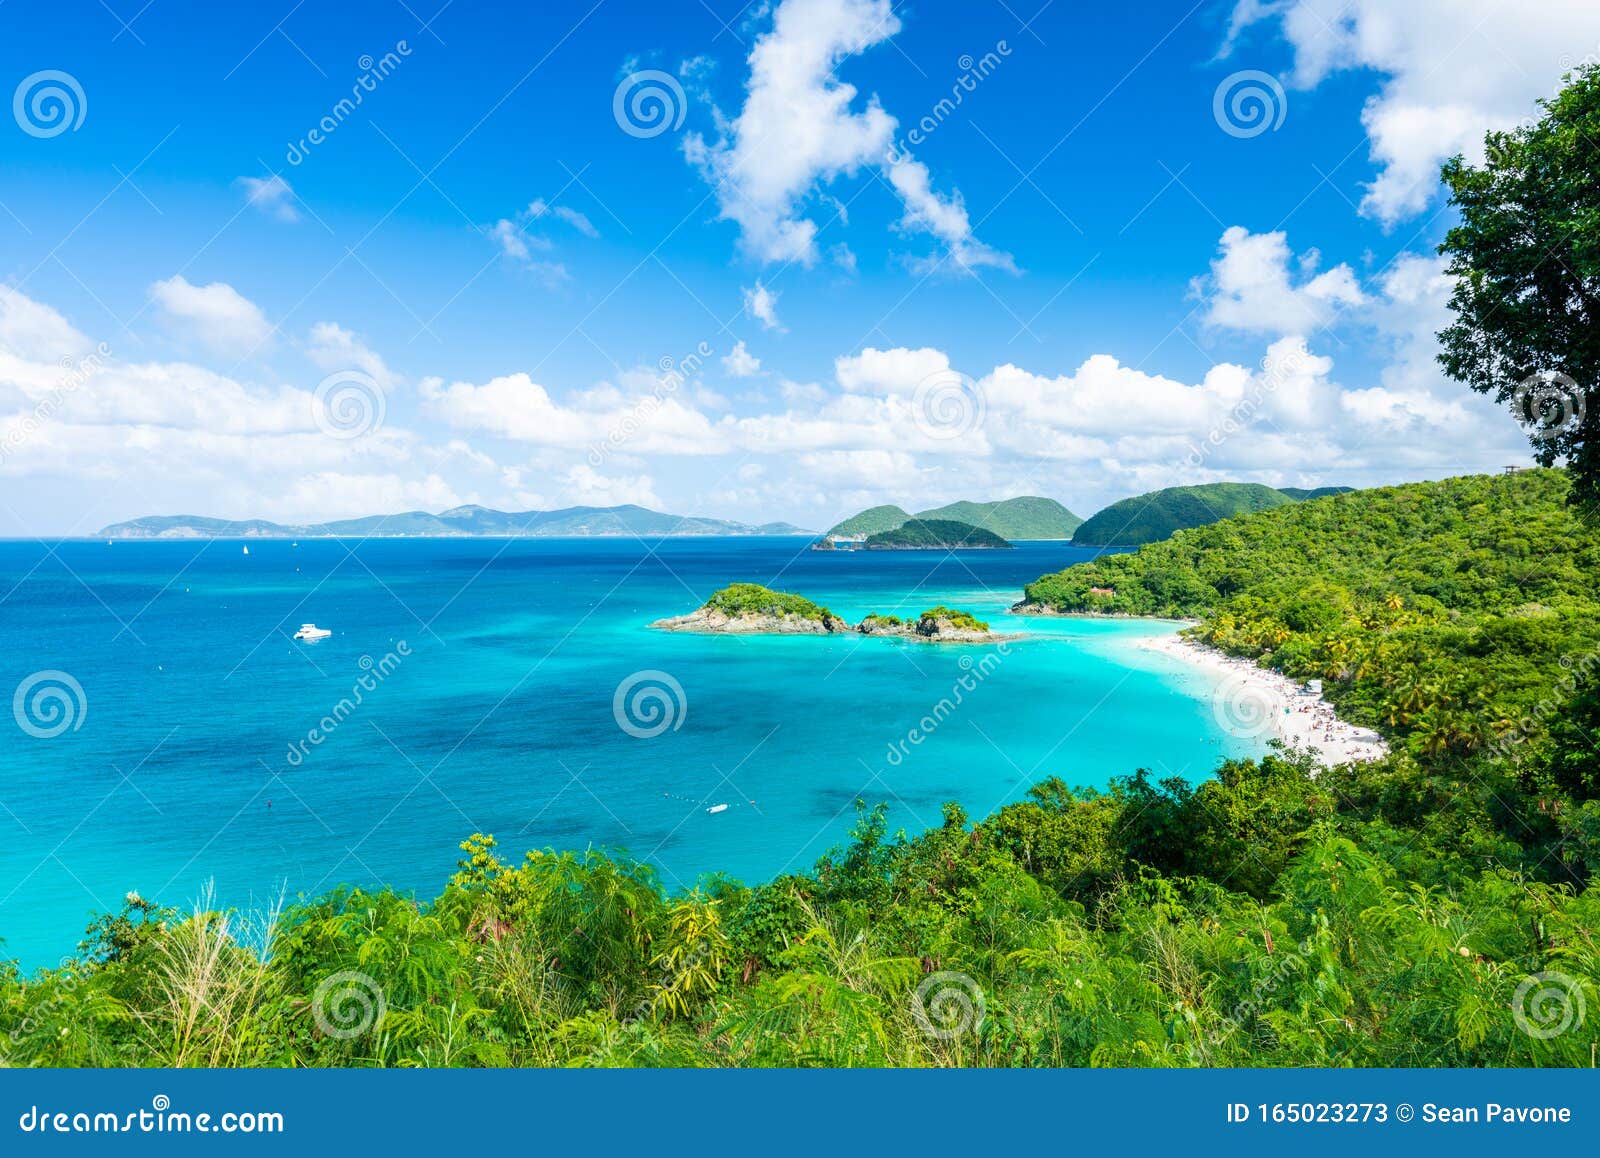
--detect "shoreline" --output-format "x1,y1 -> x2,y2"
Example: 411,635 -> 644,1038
1131,631 -> 1388,766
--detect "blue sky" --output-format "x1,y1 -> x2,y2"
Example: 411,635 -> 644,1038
1,0 -> 1589,534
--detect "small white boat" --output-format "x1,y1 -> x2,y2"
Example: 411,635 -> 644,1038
293,623 -> 332,641
706,803 -> 729,815
242,545 -> 250,555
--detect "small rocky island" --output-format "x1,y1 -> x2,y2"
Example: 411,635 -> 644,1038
651,584 -> 1013,643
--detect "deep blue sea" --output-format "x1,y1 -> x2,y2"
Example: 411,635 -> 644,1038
0,537 -> 1254,969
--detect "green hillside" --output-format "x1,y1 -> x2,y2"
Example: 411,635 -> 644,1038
1277,485 -> 1354,501
826,504 -> 911,537
1022,470 -> 1600,757
914,496 -> 1082,539
862,518 -> 1012,549
1070,482 -> 1295,545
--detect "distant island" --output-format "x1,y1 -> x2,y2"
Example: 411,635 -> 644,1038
96,504 -> 814,540
651,583 -> 1009,642
826,496 -> 1081,542
1069,483 -> 1353,546
860,518 -> 1013,550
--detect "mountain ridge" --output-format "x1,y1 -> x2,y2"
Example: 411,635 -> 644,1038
97,505 -> 814,540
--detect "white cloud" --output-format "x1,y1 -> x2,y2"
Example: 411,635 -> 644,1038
685,0 -> 1011,271
236,175 -> 300,223
722,339 -> 762,377
1229,0 -> 1600,223
559,463 -> 661,508
489,219 -> 535,262
305,322 -> 398,390
149,276 -> 273,355
742,280 -> 785,332
528,198 -> 599,238
1197,226 -> 1365,336
0,286 -> 91,362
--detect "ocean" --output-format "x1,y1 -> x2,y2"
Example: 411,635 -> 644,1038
0,536 -> 1253,969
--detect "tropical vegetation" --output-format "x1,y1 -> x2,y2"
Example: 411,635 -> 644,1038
1070,482 -> 1301,546
4,470 -> 1596,1068
862,519 -> 1012,550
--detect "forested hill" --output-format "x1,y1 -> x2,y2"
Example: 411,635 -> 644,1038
1021,470 -> 1600,756
1069,482 -> 1295,545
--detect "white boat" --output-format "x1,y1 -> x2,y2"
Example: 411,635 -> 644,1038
242,545 -> 250,555
293,623 -> 332,641
705,803 -> 729,814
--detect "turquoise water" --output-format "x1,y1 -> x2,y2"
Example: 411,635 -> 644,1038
0,537 -> 1250,969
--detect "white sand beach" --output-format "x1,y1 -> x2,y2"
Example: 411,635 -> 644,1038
1133,631 -> 1389,766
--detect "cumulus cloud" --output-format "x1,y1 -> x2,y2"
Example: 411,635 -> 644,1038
305,322 -> 398,390
1197,226 -> 1365,336
236,175 -> 299,223
149,276 -> 273,355
722,340 -> 762,377
1228,0 -> 1600,224
684,0 -> 1011,272
742,281 -> 785,331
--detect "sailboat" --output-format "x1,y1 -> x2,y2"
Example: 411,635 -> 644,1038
242,545 -> 250,556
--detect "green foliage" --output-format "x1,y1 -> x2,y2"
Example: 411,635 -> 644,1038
862,519 -> 1012,550
1438,64 -> 1600,506
913,497 -> 1082,539
827,505 -> 912,537
704,582 -> 837,623
1071,483 -> 1295,546
1025,471 -> 1600,764
917,606 -> 989,632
